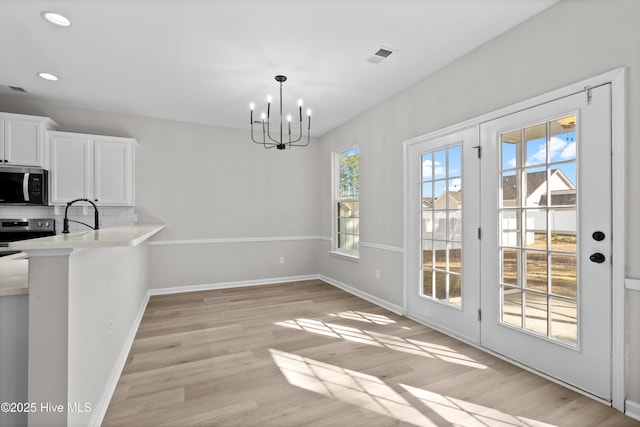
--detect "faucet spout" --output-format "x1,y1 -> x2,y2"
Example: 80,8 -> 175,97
62,198 -> 100,234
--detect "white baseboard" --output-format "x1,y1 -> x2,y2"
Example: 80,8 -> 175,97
88,293 -> 150,427
626,400 -> 640,421
318,274 -> 404,315
147,274 -> 319,296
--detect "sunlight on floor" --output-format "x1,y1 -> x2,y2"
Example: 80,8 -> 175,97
274,318 -> 487,369
327,310 -> 396,325
269,349 -> 437,426
401,384 -> 558,427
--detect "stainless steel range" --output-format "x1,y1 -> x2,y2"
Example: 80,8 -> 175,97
0,218 -> 56,256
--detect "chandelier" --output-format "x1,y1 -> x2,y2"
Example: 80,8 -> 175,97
250,75 -> 311,150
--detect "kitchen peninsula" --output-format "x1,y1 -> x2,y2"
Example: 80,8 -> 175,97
9,224 -> 164,427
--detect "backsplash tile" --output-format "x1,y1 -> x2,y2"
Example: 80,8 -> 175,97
0,206 -> 137,234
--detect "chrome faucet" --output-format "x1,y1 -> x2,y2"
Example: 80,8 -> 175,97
62,198 -> 99,234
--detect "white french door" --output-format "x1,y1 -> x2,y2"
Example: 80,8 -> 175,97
405,84 -> 613,401
405,127 -> 480,343
479,85 -> 612,400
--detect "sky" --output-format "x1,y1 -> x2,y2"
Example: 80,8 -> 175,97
421,129 -> 577,201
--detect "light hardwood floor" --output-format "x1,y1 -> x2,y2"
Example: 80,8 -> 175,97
103,279 -> 639,426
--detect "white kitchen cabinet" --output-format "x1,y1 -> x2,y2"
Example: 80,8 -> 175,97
0,112 -> 59,167
49,131 -> 136,206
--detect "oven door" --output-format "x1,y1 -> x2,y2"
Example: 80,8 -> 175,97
0,168 -> 47,205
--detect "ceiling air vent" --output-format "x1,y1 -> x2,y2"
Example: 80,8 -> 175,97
0,84 -> 28,93
367,47 -> 395,64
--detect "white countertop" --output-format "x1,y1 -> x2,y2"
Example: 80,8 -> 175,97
9,224 -> 165,251
0,224 -> 165,297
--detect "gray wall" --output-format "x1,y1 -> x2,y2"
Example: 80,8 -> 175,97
317,0 -> 640,406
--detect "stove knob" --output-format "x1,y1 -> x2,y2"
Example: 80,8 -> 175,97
37,221 -> 42,227
45,221 -> 50,227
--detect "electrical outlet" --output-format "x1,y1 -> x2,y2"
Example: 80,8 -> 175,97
108,320 -> 113,339
280,257 -> 285,265
375,270 -> 380,280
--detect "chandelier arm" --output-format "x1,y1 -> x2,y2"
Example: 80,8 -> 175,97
265,119 -> 282,145
288,119 -> 310,146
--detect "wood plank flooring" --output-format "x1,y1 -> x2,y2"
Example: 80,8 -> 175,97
103,279 -> 639,426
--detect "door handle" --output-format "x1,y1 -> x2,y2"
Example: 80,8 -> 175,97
589,253 -> 606,264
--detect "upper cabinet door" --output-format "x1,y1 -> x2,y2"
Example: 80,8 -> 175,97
0,113 -> 59,167
94,138 -> 134,206
5,119 -> 41,166
50,133 -> 93,203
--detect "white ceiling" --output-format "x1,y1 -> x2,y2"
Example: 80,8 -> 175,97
0,0 -> 558,137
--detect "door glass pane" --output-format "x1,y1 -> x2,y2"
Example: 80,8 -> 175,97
502,287 -> 522,327
501,172 -> 519,207
550,297 -> 577,344
501,209 -> 520,246
525,209 -> 546,248
501,248 -> 519,287
525,250 -> 547,293
422,270 -> 433,297
449,274 -> 461,307
422,240 -> 433,268
550,208 -> 576,252
524,291 -> 548,336
420,144 -> 463,308
549,115 -> 577,162
501,130 -> 520,170
435,271 -> 447,301
449,210 -> 462,241
551,253 -> 576,297
499,115 -> 578,346
449,243 -> 462,274
525,123 -> 547,166
524,166 -> 546,207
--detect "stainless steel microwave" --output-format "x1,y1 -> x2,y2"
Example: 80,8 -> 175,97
0,167 -> 48,205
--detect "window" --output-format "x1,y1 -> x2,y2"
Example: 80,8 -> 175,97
334,145 -> 359,256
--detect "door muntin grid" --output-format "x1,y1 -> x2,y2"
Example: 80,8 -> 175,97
499,115 -> 578,346
421,145 -> 462,308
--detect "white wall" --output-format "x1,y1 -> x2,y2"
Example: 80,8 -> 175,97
317,0 -> 640,406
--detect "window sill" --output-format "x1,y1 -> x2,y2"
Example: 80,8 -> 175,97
329,250 -> 360,262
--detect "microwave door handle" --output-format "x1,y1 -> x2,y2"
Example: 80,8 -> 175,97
23,173 -> 30,202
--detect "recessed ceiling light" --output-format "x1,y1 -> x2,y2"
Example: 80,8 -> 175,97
38,72 -> 59,81
42,12 -> 71,27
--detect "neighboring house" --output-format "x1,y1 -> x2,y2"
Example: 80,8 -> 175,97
502,169 -> 576,207
422,170 -> 576,245
501,169 -> 576,245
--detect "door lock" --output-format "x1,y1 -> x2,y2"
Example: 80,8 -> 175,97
589,252 -> 606,264
592,231 -> 606,241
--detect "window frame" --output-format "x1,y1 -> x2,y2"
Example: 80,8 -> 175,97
330,143 -> 360,260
